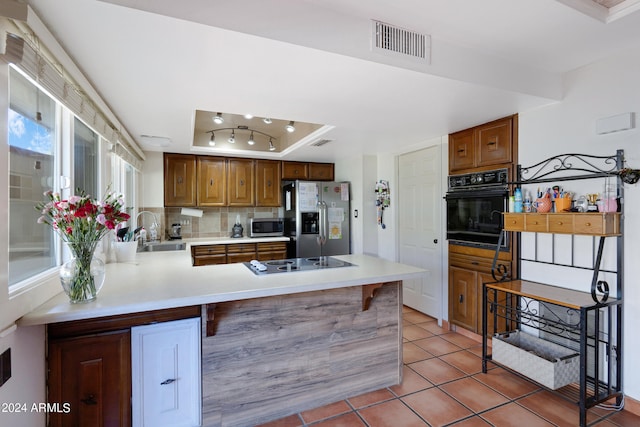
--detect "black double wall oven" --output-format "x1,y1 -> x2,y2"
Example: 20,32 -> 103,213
445,168 -> 509,250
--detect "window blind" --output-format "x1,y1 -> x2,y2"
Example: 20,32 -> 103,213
1,22 -> 144,170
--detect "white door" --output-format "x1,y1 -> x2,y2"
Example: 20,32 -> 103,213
131,317 -> 202,427
398,145 -> 443,318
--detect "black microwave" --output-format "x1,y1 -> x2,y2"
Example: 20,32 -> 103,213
249,218 -> 285,237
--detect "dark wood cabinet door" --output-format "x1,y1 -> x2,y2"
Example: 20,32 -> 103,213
475,117 -> 512,167
48,330 -> 131,427
227,158 -> 255,206
255,160 -> 281,206
308,163 -> 334,181
449,266 -> 477,332
448,129 -> 475,173
281,161 -> 309,180
197,156 -> 227,206
164,153 -> 196,207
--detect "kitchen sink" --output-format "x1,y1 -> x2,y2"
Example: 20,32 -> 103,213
137,241 -> 186,252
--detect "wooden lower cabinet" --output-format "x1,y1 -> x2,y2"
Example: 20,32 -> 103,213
226,243 -> 257,263
256,242 -> 287,261
449,266 -> 478,331
192,241 -> 288,266
191,244 -> 227,266
48,330 -> 131,427
47,307 -> 201,427
449,249 -> 511,334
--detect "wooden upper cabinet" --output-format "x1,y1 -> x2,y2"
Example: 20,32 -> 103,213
255,160 -> 281,207
227,158 -> 255,206
197,156 -> 227,206
282,161 -> 309,180
448,115 -> 516,173
449,129 -> 475,173
475,117 -> 512,167
308,162 -> 335,181
164,153 -> 196,206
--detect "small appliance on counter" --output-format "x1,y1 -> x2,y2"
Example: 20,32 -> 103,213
231,214 -> 244,238
249,218 -> 284,237
168,223 -> 182,240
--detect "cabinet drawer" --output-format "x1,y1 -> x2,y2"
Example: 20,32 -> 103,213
257,242 -> 287,252
574,214 -> 606,234
450,253 -> 510,275
226,243 -> 257,253
503,214 -> 524,231
548,214 -> 573,233
525,214 -> 548,232
227,253 -> 256,263
192,255 -> 226,266
192,245 -> 226,256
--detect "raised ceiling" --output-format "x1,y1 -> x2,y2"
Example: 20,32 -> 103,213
26,0 -> 640,162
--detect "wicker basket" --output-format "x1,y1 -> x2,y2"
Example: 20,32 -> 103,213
492,331 -> 579,389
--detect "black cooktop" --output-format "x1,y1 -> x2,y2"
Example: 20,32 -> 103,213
244,257 -> 354,275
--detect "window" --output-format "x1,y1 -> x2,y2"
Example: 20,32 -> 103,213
73,117 -> 99,196
8,67 -> 58,285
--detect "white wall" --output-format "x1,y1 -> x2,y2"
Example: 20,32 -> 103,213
518,43 -> 640,402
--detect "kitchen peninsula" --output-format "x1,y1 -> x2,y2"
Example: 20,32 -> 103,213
19,247 -> 425,427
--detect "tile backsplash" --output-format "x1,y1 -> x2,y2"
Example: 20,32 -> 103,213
138,207 -> 283,239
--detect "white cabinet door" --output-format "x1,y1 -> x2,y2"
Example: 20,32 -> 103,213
131,317 -> 201,427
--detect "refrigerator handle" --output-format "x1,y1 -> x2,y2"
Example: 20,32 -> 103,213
316,201 -> 327,246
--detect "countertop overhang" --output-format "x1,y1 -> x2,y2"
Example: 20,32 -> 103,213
18,249 -> 426,326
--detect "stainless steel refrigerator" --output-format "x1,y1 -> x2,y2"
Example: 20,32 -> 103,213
283,181 -> 351,258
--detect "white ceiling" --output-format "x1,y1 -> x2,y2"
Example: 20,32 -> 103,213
25,0 -> 640,162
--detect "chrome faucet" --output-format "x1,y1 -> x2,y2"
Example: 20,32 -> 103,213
135,211 -> 160,243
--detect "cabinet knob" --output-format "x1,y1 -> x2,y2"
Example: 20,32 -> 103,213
459,294 -> 464,303
533,221 -> 538,225
240,179 -> 245,186
585,222 -> 591,226
557,221 -> 563,225
160,378 -> 176,385
433,239 -> 438,244
210,179 -> 214,186
267,180 -> 272,187
80,395 -> 98,405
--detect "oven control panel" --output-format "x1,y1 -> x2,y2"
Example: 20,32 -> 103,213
448,168 -> 509,190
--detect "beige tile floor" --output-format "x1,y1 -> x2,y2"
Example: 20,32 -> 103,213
258,306 -> 640,427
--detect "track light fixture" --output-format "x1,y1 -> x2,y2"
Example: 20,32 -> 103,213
213,113 -> 224,125
285,121 -> 295,133
207,126 -> 277,151
263,118 -> 272,124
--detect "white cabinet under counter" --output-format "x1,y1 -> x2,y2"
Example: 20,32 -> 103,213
131,318 -> 202,427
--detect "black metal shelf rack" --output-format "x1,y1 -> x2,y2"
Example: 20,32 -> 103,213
482,150 -> 625,427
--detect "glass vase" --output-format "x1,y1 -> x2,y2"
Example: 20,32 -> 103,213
59,241 -> 105,303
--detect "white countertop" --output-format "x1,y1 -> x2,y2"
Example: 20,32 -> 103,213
18,251 -> 426,326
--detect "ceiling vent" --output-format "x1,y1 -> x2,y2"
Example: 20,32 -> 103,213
310,139 -> 333,147
371,20 -> 431,64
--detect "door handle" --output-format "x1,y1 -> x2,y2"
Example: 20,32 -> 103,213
160,378 -> 176,385
433,239 -> 438,244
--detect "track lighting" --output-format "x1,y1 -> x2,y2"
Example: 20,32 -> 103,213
244,114 -> 253,119
285,121 -> 295,133
213,113 -> 224,125
263,118 -> 272,124
206,126 -> 277,151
